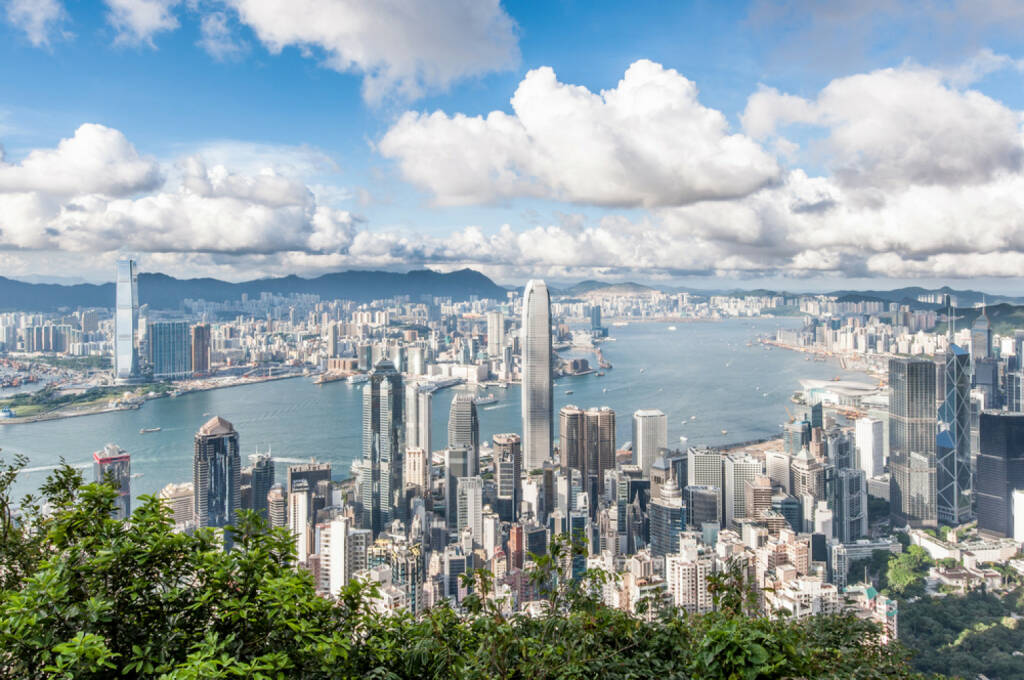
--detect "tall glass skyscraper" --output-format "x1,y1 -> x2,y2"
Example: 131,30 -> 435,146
937,344 -> 972,524
114,258 -> 139,382
447,393 -> 480,461
888,357 -> 937,528
359,359 -> 403,536
521,279 -> 552,471
193,416 -> 241,529
148,320 -> 192,379
977,412 -> 1024,537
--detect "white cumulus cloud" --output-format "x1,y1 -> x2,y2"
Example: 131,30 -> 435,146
4,0 -> 67,46
380,60 -> 780,207
104,0 -> 180,46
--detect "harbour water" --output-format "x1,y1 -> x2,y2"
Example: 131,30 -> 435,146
1,318 -> 869,505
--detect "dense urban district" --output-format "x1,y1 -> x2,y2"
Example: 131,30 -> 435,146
6,262 -> 1024,678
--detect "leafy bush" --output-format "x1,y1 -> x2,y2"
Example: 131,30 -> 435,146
0,457 -> 930,679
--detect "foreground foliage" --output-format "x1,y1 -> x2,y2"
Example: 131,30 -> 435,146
0,458 -> 928,679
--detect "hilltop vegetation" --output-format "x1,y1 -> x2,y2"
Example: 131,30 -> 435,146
0,456 -> 927,679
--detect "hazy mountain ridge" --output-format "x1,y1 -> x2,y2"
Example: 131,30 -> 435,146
1,268 -> 507,311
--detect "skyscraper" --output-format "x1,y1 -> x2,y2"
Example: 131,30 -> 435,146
487,310 -> 504,357
559,405 -> 615,517
190,323 -> 211,375
937,343 -> 972,524
723,454 -> 761,528
447,393 -> 479,461
971,305 -> 992,362
977,412 -> 1024,537
193,416 -> 241,529
457,475 -> 484,542
359,360 -> 404,536
93,443 -> 131,521
289,479 -> 312,564
148,320 -> 192,379
114,258 -> 140,382
248,453 -> 274,520
888,358 -> 938,528
854,418 -> 883,478
521,279 -> 552,470
833,468 -> 868,543
445,446 -> 476,532
493,433 -> 522,522
687,447 -> 723,525
633,409 -> 668,477
648,469 -> 684,557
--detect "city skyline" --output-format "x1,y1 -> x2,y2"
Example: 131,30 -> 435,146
2,2 -> 1024,293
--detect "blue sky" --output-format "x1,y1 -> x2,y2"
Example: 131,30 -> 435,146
2,0 -> 1024,291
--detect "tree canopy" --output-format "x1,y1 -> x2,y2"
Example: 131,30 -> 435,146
0,456 -> 930,679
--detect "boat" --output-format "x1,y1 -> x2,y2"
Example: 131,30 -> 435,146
639,368 -> 646,374
347,374 -> 369,384
721,429 -> 728,435
668,326 -> 677,331
690,415 -> 696,420
474,393 -> 498,405
596,371 -> 605,377
602,388 -> 607,393
565,390 -> 573,395
140,427 -> 161,434
679,436 -> 688,443
0,407 -> 14,418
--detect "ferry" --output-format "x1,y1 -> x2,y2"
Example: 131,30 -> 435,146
667,326 -> 677,331
0,407 -> 14,418
721,429 -> 728,435
347,374 -> 369,384
474,393 -> 498,405
596,371 -> 606,377
690,415 -> 697,420
140,427 -> 161,434
565,390 -> 574,395
639,368 -> 646,374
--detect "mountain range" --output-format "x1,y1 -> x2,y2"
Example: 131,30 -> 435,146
0,269 -> 507,311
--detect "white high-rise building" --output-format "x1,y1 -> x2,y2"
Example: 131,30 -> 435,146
325,516 -> 351,596
724,454 -> 762,528
487,311 -> 504,357
404,447 -> 429,493
665,539 -> 714,614
289,481 -> 311,564
855,417 -> 884,478
633,409 -> 668,476
457,476 -> 484,543
114,258 -> 140,382
418,389 -> 432,453
521,280 -> 552,470
405,384 -> 421,449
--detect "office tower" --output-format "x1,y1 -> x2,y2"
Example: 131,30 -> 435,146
192,416 -> 241,529
190,323 -> 211,375
854,418 -> 883,478
266,484 -> 286,528
783,420 -> 811,456
809,402 -> 824,430
93,443 -> 131,520
888,358 -> 938,528
687,446 -> 723,523
589,305 -> 603,332
457,476 -> 484,542
765,450 -> 792,493
407,344 -> 426,376
487,311 -> 504,357
148,321 -> 192,379
289,480 -> 312,564
114,258 -> 140,382
359,360 -> 403,536
826,430 -> 854,470
685,485 -> 719,530
521,279 -> 553,470
447,393 -> 479,461
287,461 -> 331,524
744,476 -> 773,520
404,447 -> 429,495
937,343 -> 972,524
1008,373 -> 1024,413
559,405 -> 614,512
971,305 -> 992,362
790,448 -> 824,501
158,482 -> 194,527
559,405 -> 585,477
247,453 -> 274,520
723,454 -> 761,528
493,433 -> 522,522
833,468 -> 868,543
445,447 -> 476,532
977,412 -> 1024,537
772,492 -> 802,532
356,344 -> 372,371
405,384 -> 421,449
648,470 -> 684,557
418,389 -> 432,452
633,409 -> 668,476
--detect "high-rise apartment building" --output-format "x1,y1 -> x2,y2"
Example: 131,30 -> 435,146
937,343 -> 972,524
289,479 -> 312,564
190,323 -> 211,375
192,416 -> 241,529
93,443 -> 131,520
359,360 -> 403,536
158,482 -> 194,527
888,358 -> 937,528
266,484 -> 286,528
114,258 -> 140,382
833,468 -> 868,543
521,279 -> 552,470
633,409 -> 668,477
687,447 -> 723,524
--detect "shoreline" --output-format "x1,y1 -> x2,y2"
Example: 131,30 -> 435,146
0,373 -> 305,427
